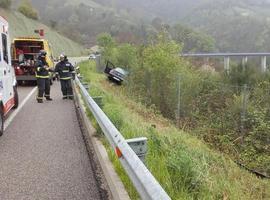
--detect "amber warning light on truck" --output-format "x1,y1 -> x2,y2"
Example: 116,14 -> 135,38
34,29 -> 44,37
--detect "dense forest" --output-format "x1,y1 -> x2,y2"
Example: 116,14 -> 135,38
10,0 -> 215,53
14,0 -> 270,52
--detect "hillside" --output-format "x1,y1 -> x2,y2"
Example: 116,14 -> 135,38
13,0 -> 216,53
104,0 -> 270,52
64,0 -> 101,8
26,0 -> 145,46
11,0 -> 270,52
183,0 -> 270,52
80,60 -> 270,200
93,0 -> 211,22
69,0 -> 270,52
0,8 -> 85,56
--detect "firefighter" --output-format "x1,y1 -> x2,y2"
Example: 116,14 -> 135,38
35,50 -> 52,103
55,54 -> 75,100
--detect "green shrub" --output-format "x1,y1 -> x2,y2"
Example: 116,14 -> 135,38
0,0 -> 11,9
18,0 -> 38,20
223,63 -> 260,91
97,33 -> 117,64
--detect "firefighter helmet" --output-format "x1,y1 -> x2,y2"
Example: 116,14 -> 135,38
39,50 -> 47,58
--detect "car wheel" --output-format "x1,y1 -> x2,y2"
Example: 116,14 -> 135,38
13,86 -> 19,109
0,105 -> 4,137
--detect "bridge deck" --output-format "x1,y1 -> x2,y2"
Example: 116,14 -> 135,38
181,52 -> 270,57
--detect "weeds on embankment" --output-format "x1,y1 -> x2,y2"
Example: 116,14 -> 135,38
80,60 -> 270,200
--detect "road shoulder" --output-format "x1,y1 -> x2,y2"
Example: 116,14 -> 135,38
74,83 -> 131,200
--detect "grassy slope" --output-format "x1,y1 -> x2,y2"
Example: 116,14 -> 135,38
1,8 -> 85,56
80,60 -> 270,200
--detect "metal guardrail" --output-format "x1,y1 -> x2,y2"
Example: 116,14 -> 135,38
75,76 -> 171,200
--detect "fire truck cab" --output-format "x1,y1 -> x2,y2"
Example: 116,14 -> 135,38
0,16 -> 19,136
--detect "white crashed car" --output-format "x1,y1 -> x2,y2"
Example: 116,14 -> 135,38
104,61 -> 128,84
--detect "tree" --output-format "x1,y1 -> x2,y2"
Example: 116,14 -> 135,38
97,33 -> 118,64
18,0 -> 39,20
97,33 -> 115,49
0,0 -> 11,9
140,32 -> 189,118
117,44 -> 137,69
170,24 -> 216,53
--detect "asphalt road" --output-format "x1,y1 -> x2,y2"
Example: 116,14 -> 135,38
0,82 -> 103,199
69,57 -> 89,66
17,85 -> 36,102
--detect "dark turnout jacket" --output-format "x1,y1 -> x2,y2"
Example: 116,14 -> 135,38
35,58 -> 50,78
55,60 -> 75,80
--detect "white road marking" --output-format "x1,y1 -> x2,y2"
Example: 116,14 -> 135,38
4,87 -> 37,130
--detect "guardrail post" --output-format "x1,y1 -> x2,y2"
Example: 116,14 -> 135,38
126,137 -> 147,164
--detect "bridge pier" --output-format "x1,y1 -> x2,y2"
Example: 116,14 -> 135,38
242,56 -> 248,71
261,56 -> 267,72
224,56 -> 230,74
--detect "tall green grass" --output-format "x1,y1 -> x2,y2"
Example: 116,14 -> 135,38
80,60 -> 270,200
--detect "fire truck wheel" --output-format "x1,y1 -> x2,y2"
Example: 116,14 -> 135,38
13,86 -> 19,109
17,80 -> 23,86
0,105 -> 4,137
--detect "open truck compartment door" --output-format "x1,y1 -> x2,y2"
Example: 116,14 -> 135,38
12,37 -> 55,83
13,39 -> 44,81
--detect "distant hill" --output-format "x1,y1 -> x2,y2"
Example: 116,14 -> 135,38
16,0 -> 270,52
93,0 -> 270,52
1,8 -> 85,56
183,0 -> 270,52
15,0 -> 216,53
25,0 -> 145,46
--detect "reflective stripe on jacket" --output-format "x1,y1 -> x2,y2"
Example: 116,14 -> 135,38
35,59 -> 50,79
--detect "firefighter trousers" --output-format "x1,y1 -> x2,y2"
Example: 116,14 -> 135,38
37,78 -> 51,100
60,79 -> 73,98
